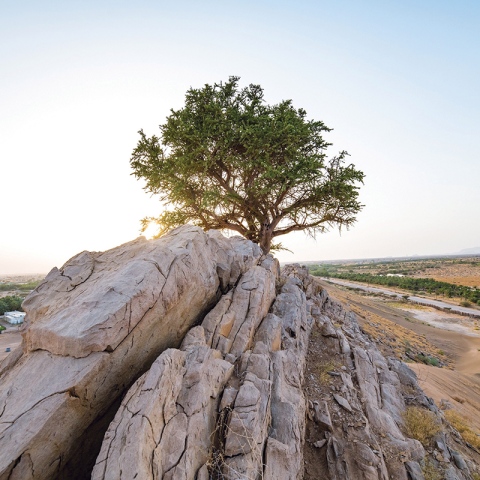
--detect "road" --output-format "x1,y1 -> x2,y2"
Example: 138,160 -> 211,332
322,277 -> 480,318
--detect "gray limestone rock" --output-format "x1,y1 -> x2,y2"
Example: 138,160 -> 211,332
450,450 -> 468,470
264,270 -> 314,479
0,226 -> 259,480
1,244 -> 476,480
313,401 -> 334,432
333,394 -> 353,413
202,265 -> 276,359
92,338 -> 234,479
388,358 -> 419,389
404,461 -> 425,480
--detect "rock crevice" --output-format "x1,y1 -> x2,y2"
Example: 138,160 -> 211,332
0,227 -> 477,479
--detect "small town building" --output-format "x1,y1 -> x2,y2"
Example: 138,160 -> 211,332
4,311 -> 26,325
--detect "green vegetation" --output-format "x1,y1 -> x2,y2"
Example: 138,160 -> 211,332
309,265 -> 480,305
130,76 -> 364,253
310,256 -> 480,277
309,264 -> 338,277
0,295 -> 24,315
415,354 -> 440,366
0,280 -> 40,292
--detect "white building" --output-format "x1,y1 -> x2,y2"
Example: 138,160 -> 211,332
4,311 -> 26,325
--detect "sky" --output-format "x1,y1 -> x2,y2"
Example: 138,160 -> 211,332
1,0 -> 479,274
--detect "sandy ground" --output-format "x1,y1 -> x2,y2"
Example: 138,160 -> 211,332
407,318 -> 480,432
319,280 -> 480,433
410,364 -> 480,433
0,328 -> 22,363
404,308 -> 480,336
431,275 -> 480,288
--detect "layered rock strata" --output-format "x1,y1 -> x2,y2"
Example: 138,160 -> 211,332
92,254 -> 317,480
0,228 -> 478,480
0,226 -> 261,479
303,279 -> 478,480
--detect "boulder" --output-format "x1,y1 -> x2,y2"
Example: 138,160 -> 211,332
0,226 -> 260,479
264,272 -> 314,479
404,461 -> 425,480
92,328 -> 234,480
313,401 -> 334,432
333,394 -> 353,413
92,256 -> 278,480
202,264 -> 277,359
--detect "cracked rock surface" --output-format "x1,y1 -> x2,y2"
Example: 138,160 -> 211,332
1,228 -> 478,480
0,226 -> 260,480
303,278 -> 479,480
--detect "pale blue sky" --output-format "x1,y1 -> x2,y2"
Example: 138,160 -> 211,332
1,1 -> 479,273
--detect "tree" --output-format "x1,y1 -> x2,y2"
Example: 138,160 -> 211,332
0,295 -> 23,315
131,77 -> 365,253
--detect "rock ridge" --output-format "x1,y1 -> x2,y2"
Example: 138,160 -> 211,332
0,227 -> 478,479
0,226 -> 261,479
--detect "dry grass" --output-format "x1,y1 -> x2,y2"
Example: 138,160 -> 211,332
444,410 -> 480,450
432,276 -> 480,288
313,360 -> 339,385
402,407 -> 442,447
207,408 -> 265,480
387,301 -> 428,310
353,307 -> 451,368
422,458 -> 443,480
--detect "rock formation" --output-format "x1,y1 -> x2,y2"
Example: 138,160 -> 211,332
0,227 -> 260,479
0,226 -> 478,479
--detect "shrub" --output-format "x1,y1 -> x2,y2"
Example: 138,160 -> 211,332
422,458 -> 442,480
445,410 -> 480,450
402,406 -> 442,446
415,354 -> 439,367
314,360 -> 339,385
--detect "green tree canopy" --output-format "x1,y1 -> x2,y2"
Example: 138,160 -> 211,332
131,77 -> 365,253
0,295 -> 23,315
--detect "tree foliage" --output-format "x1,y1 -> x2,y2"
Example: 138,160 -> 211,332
310,269 -> 480,305
131,77 -> 365,253
0,281 -> 40,292
0,295 -> 23,315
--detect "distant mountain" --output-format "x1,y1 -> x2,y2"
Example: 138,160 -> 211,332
456,247 -> 480,255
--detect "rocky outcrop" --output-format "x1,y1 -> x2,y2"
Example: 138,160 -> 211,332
91,327 -> 234,480
0,226 -> 261,480
303,279 -> 478,480
0,228 -> 478,480
303,295 -> 422,480
91,254 -> 282,479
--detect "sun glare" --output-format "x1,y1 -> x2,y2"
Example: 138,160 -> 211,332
142,222 -> 159,240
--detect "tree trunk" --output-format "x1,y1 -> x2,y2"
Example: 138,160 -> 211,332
259,223 -> 273,253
